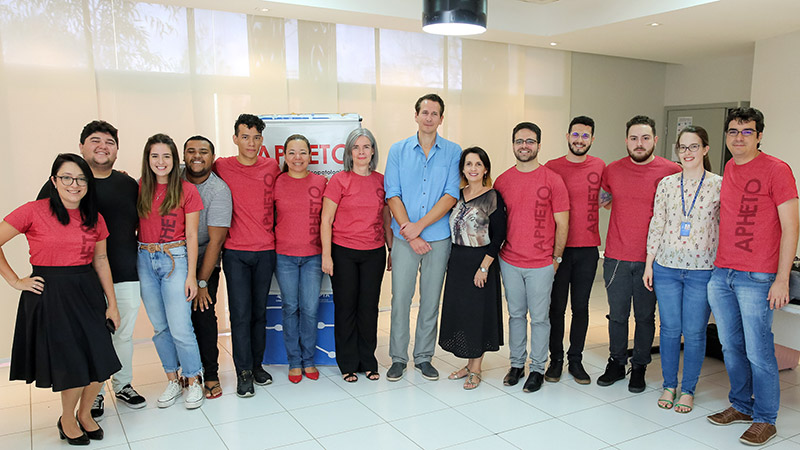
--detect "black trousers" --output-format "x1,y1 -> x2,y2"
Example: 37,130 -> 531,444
191,267 -> 221,381
549,247 -> 599,363
331,244 -> 385,374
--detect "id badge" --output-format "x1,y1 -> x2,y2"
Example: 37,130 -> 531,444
680,221 -> 691,237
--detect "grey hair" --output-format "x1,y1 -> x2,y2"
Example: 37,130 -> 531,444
342,127 -> 379,172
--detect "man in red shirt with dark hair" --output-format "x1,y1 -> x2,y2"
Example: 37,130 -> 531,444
597,115 -> 680,393
544,116 -> 605,385
706,107 -> 799,446
214,114 -> 280,398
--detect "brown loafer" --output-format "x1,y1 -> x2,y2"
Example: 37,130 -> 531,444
707,406 -> 753,426
739,422 -> 777,446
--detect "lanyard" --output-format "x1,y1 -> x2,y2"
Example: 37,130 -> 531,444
680,170 -> 706,218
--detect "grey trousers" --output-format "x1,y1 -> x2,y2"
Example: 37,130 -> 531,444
500,258 -> 555,373
389,236 -> 451,364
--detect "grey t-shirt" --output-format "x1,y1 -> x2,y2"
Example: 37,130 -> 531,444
184,171 -> 232,261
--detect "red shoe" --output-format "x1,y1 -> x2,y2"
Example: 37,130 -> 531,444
288,374 -> 302,384
304,368 -> 320,380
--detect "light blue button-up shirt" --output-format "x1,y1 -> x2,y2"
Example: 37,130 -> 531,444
384,133 -> 461,242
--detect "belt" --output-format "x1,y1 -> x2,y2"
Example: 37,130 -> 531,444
139,240 -> 186,278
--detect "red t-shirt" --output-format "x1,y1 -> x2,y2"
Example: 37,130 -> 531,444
602,156 -> 681,262
545,155 -> 605,248
274,172 -> 328,257
715,152 -> 798,273
494,166 -> 570,269
138,180 -> 204,244
324,171 -> 386,251
5,199 -> 109,266
214,156 -> 281,251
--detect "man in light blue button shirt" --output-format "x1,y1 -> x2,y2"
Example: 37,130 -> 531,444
384,93 -> 462,381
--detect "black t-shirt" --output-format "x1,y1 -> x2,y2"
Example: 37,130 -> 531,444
38,170 -> 139,282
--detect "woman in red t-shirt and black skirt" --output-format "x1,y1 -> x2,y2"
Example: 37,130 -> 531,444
1,153 -> 121,445
321,128 -> 393,383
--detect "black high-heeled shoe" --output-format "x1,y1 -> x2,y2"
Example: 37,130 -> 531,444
77,413 -> 104,440
57,417 -> 89,446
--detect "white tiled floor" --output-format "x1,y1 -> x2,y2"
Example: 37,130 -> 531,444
2,280 -> 800,449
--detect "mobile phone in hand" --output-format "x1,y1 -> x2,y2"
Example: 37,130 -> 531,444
105,318 -> 116,334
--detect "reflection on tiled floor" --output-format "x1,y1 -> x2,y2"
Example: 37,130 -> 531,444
2,280 -> 800,449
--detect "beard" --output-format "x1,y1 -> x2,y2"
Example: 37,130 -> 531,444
185,163 -> 211,178
568,142 -> 592,157
627,145 -> 654,163
514,147 -> 538,163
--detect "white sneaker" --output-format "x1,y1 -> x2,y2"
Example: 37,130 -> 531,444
157,379 -> 183,408
185,379 -> 204,410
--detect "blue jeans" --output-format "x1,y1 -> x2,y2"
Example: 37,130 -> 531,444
707,267 -> 779,425
138,243 -> 202,378
653,262 -> 711,395
275,254 -> 323,369
222,249 -> 276,373
499,258 -> 554,373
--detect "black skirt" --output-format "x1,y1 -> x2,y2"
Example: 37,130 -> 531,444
438,245 -> 503,359
10,265 -> 121,392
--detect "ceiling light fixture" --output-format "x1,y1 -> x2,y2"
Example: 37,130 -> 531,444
649,22 -> 661,27
550,42 -> 558,46
422,0 -> 487,36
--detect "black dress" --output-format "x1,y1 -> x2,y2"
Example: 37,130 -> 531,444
439,189 -> 506,359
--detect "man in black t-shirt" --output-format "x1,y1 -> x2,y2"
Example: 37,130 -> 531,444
38,121 -> 145,418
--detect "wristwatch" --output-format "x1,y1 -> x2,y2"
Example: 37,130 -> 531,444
198,280 -> 208,289
553,256 -> 563,264
479,267 -> 488,273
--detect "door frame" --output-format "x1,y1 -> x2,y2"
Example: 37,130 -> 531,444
663,101 -> 749,174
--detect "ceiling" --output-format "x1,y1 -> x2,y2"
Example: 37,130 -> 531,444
152,0 -> 800,64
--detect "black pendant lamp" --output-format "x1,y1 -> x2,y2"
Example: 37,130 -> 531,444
422,0 -> 487,36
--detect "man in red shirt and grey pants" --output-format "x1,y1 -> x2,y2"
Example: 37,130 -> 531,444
596,115 -> 680,393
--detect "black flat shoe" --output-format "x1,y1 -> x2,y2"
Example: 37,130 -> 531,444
522,372 -> 544,393
77,414 -> 104,440
503,367 -> 525,386
57,417 -> 89,446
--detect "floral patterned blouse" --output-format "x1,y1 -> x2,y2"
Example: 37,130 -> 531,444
646,171 -> 722,270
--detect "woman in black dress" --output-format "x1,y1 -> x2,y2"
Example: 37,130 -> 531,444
439,147 -> 506,390
1,153 -> 120,445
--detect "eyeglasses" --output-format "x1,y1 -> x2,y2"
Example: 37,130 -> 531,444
676,143 -> 702,154
57,175 -> 88,187
726,128 -> 757,137
513,138 -> 538,146
570,132 -> 591,140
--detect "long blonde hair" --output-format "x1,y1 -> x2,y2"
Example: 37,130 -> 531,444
137,133 -> 183,218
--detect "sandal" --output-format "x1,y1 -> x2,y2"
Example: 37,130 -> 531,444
674,393 -> 694,414
448,366 -> 469,380
343,373 -> 358,383
204,382 -> 222,399
657,388 -> 676,409
365,371 -> 380,381
463,372 -> 482,390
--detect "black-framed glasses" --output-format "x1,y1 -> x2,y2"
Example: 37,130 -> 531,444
57,175 -> 88,187
726,128 -> 757,137
513,138 -> 538,146
570,132 -> 591,140
676,143 -> 702,154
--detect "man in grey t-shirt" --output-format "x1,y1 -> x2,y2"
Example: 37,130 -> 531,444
183,135 -> 232,399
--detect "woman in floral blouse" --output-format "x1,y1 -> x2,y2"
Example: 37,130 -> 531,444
643,125 -> 721,414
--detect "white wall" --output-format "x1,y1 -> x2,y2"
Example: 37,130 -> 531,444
750,30 -> 800,186
664,51 -> 754,106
